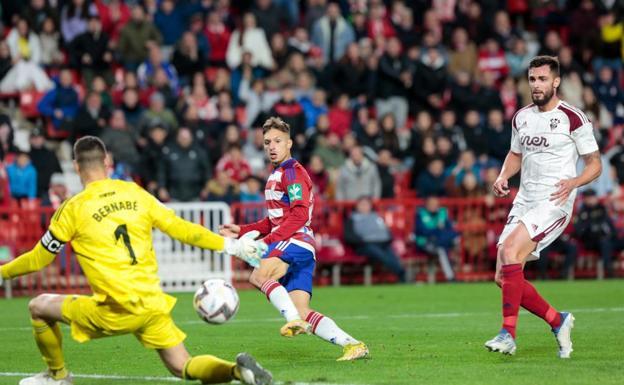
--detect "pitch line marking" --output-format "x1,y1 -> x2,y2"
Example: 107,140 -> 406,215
1,307 -> 622,332
0,372 -> 356,385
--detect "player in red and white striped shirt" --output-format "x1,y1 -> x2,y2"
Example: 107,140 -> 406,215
220,117 -> 368,361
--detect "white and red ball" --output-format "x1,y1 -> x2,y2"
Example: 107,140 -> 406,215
193,279 -> 240,324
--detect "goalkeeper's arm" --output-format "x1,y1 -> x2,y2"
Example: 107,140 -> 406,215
0,243 -> 56,281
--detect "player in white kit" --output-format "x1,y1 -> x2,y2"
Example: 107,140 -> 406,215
485,56 -> 602,357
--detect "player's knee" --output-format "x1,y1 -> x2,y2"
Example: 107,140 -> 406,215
249,269 -> 270,289
501,242 -> 521,264
28,294 -> 51,319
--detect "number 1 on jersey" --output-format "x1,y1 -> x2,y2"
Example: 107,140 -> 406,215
114,224 -> 137,265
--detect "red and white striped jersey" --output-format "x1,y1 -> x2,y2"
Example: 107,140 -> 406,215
240,158 -> 316,254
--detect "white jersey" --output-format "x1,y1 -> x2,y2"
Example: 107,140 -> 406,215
510,100 -> 599,211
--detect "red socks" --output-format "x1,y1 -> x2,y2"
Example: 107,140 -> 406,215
521,280 -> 562,329
501,264 -> 524,338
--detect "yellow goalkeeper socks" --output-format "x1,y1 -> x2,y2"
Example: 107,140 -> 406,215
182,355 -> 237,384
31,319 -> 68,380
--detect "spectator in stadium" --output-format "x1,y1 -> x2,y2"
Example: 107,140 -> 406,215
243,127 -> 267,177
28,128 -> 62,200
139,92 -> 178,136
215,145 -> 252,184
328,93 -> 352,139
138,45 -> 179,91
239,175 -> 264,204
69,15 -> 113,85
448,27 -> 478,79
37,68 -> 80,136
42,173 -> 70,209
117,4 -> 162,70
231,51 -> 268,106
609,135 -> 624,184
413,195 -> 458,281
375,36 -> 411,130
379,113 -> 402,158
344,196 -> 407,282
0,161 -> 10,208
0,41 -> 12,83
100,110 -> 141,174
251,0 -> 292,39
60,0 -> 98,44
205,170 -> 239,203
505,37 -> 538,79
461,110 -> 489,158
574,189 -> 624,278
226,12 -> 274,71
0,17 -> 53,93
6,151 -> 38,200
204,10 -> 231,67
477,38 -> 509,85
416,158 -> 448,198
436,109 -> 467,154
449,71 -> 477,118
95,0 -> 131,43
412,46 -> 448,116
594,11 -> 624,74
300,88 -> 328,133
445,149 -> 482,190
499,76 -> 521,121
358,118 -> 384,157
568,0 -> 600,57
21,0 -> 59,34
270,85 -> 306,144
376,149 -> 396,199
311,1 -> 355,65
592,66 -> 624,124
336,146 -> 381,201
0,115 -> 17,162
330,42 -> 370,101
73,91 -> 111,140
158,126 -> 212,202
120,88 -> 144,131
306,154 -> 330,200
140,124 -> 169,196
39,17 -> 65,68
154,0 -> 209,48
287,26 -> 313,57
486,109 -> 511,164
304,0 -> 327,31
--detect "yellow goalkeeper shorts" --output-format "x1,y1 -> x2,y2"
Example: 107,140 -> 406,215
61,295 -> 186,349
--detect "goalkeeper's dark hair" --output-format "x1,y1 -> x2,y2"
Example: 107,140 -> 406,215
262,116 -> 291,135
73,136 -> 107,169
529,55 -> 560,77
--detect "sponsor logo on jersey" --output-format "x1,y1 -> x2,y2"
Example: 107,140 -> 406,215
520,135 -> 550,147
288,183 -> 303,201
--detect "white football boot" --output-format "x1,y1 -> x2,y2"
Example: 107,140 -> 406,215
484,329 -> 517,355
553,312 -> 575,358
236,353 -> 273,385
19,372 -> 73,385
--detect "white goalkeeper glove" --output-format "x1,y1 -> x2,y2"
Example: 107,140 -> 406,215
223,230 -> 267,268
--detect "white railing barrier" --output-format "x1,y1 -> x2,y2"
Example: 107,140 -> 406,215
154,202 -> 232,292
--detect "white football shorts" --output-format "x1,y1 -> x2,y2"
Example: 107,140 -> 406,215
498,200 -> 571,261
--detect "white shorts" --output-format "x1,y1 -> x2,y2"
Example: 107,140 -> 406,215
498,200 -> 571,261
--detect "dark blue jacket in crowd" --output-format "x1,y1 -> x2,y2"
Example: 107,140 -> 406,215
37,86 -> 79,129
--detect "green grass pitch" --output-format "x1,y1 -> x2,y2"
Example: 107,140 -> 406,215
1,280 -> 623,385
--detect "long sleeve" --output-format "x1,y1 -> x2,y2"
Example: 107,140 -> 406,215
0,242 -> 56,279
148,189 -> 226,250
37,90 -> 57,117
240,217 -> 272,236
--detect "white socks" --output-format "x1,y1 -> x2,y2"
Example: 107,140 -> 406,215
306,311 -> 358,346
260,280 -> 300,322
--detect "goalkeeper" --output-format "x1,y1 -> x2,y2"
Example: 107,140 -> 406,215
0,136 -> 272,385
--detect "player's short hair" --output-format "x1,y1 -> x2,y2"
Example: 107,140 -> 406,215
529,55 -> 560,77
73,136 -> 107,169
262,117 -> 290,135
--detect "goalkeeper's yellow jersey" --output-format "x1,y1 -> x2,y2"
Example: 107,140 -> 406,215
51,179 -> 177,313
1,178 -> 227,315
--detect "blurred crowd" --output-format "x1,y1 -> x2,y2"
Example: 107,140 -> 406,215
0,0 -> 622,210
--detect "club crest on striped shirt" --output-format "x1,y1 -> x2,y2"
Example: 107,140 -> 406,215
288,183 -> 302,201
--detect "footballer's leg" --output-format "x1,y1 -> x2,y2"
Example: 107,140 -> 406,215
485,224 -> 535,355
20,294 -> 73,385
159,343 -> 272,385
290,290 -> 369,361
249,253 -> 310,337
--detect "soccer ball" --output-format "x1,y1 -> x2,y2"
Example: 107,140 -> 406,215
193,279 -> 240,324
